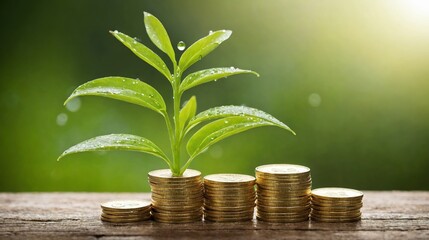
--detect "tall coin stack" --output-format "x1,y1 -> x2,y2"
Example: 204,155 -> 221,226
100,200 -> 151,223
256,164 -> 312,222
203,174 -> 256,222
148,169 -> 203,223
311,187 -> 363,222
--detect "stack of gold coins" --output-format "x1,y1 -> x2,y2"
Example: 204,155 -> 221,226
148,169 -> 203,223
311,187 -> 363,222
256,164 -> 312,222
100,200 -> 151,223
203,174 -> 256,222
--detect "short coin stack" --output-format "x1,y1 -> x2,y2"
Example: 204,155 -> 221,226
100,200 -> 151,223
311,187 -> 363,222
203,174 -> 256,222
148,169 -> 203,223
256,164 -> 312,222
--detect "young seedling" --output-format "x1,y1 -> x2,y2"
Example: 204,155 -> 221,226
58,12 -> 295,176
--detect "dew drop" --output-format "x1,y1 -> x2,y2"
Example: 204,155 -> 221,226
65,98 -> 81,113
209,30 -> 213,35
177,41 -> 186,51
308,93 -> 322,107
56,113 -> 68,126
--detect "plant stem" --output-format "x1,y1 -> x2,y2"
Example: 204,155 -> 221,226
172,66 -> 182,176
163,111 -> 174,163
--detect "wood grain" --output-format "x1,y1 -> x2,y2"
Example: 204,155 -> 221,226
1,192 -> 428,239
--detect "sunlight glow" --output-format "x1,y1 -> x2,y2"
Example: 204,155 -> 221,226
398,0 -> 429,26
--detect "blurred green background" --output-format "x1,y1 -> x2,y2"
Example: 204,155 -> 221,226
1,0 -> 428,192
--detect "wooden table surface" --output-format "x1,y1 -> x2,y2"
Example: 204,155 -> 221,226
1,191 -> 428,239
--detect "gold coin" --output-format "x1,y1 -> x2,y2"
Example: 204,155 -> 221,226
149,169 -> 201,182
151,207 -> 202,213
204,213 -> 253,219
204,189 -> 255,196
205,200 -> 255,206
257,203 -> 310,212
204,216 -> 253,222
101,212 -> 150,219
204,185 -> 255,190
256,164 -> 310,175
151,199 -> 203,206
152,215 -> 202,223
149,180 -> 202,186
150,184 -> 203,189
151,212 -> 202,219
257,181 -> 312,187
101,206 -> 151,213
257,187 -> 311,194
311,188 -> 363,200
204,208 -> 254,215
311,197 -> 362,204
257,209 -> 310,216
100,200 -> 151,211
204,204 -> 255,212
151,203 -> 202,209
311,203 -> 363,212
256,175 -> 311,182
311,210 -> 361,218
257,196 -> 310,202
204,173 -> 255,184
257,191 -> 311,198
101,209 -> 150,217
151,203 -> 201,211
151,197 -> 203,203
257,196 -> 310,203
257,199 -> 310,205
151,190 -> 203,196
204,193 -> 256,200
257,180 -> 312,188
311,200 -> 363,208
205,198 -> 256,204
256,176 -> 311,184
311,215 -> 361,223
151,191 -> 203,196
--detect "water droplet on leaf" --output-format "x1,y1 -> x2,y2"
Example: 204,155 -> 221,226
177,41 -> 186,51
65,98 -> 81,113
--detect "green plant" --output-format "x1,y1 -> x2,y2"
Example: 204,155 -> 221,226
58,12 -> 295,176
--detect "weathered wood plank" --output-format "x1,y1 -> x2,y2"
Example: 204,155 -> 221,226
0,192 -> 428,239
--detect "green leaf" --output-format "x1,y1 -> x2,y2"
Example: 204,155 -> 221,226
180,67 -> 259,92
178,30 -> 232,73
65,77 -> 166,115
186,105 -> 295,135
187,116 -> 277,158
110,30 -> 172,82
179,96 -> 197,133
57,134 -> 170,165
144,12 -> 176,64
